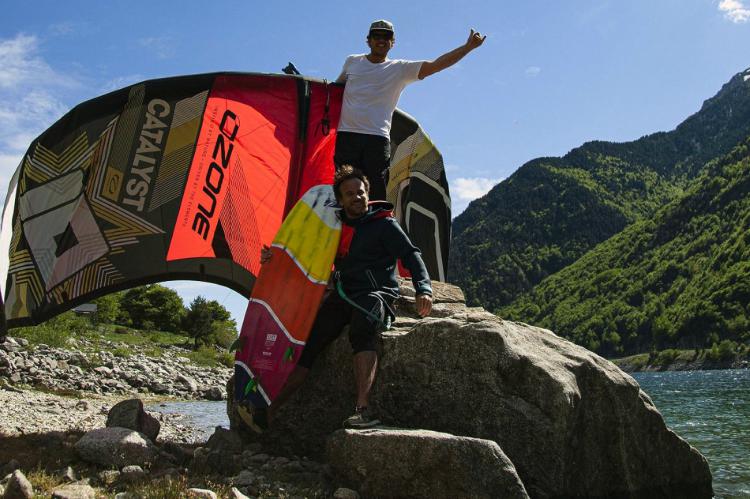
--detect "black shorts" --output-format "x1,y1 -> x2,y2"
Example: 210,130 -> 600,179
334,131 -> 390,201
297,291 -> 393,369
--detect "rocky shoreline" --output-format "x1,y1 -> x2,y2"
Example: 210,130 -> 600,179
0,279 -> 716,498
612,354 -> 750,373
0,335 -> 339,498
0,336 -> 229,400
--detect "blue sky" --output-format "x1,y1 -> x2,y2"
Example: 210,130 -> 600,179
1,0 -> 749,326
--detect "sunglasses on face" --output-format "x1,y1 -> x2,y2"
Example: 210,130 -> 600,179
369,32 -> 393,41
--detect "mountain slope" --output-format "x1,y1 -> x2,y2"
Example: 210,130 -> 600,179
502,136 -> 750,356
450,68 -> 750,311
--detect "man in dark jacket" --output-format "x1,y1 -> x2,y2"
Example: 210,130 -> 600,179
244,166 -> 432,432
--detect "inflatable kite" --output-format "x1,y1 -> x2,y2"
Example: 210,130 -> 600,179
0,72 -> 450,330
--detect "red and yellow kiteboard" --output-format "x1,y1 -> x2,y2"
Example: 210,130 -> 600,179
233,184 -> 341,408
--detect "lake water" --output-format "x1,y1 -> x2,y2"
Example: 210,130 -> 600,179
152,369 -> 750,498
633,369 -> 750,499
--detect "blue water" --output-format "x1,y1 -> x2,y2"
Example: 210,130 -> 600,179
151,370 -> 750,497
633,369 -> 750,499
151,400 -> 228,439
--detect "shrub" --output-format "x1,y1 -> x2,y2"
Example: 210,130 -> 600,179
717,339 -> 738,361
656,348 -> 680,367
187,345 -> 221,366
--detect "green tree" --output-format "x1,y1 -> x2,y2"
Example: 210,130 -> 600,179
118,284 -> 185,332
183,296 -> 215,348
92,292 -> 121,324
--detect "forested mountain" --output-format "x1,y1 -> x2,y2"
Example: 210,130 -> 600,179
449,69 -> 750,313
502,136 -> 750,355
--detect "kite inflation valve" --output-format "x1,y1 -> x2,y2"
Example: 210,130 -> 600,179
283,62 -> 300,75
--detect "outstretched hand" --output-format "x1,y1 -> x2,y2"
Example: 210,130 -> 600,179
466,29 -> 486,50
415,294 -> 433,318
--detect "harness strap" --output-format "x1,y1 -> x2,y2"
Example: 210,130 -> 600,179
335,279 -> 391,331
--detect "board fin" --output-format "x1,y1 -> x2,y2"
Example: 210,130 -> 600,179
244,378 -> 258,396
229,337 -> 244,353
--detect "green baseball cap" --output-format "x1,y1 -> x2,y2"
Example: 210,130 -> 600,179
369,20 -> 394,34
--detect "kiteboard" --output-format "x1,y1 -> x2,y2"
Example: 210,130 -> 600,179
233,184 -> 341,409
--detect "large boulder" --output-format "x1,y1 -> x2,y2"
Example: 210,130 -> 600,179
327,428 -> 529,499
229,280 -> 712,498
74,427 -> 158,467
106,399 -> 160,441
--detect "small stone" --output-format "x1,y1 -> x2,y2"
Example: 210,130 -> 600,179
283,461 -> 305,473
114,493 -> 139,499
333,488 -> 360,499
75,400 -> 90,411
205,427 -> 244,454
249,453 -> 270,463
97,469 -> 120,485
120,465 -> 146,483
59,465 -> 77,482
4,469 -> 34,499
186,488 -> 218,498
202,386 -> 224,401
230,470 -> 255,486
51,483 -> 96,499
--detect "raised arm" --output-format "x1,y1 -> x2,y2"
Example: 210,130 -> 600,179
418,29 -> 486,80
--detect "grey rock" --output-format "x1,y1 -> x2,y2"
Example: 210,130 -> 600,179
50,483 -> 96,499
231,470 -> 256,486
106,399 -> 160,441
186,488 -> 217,499
4,470 -> 34,499
333,488 -> 360,499
205,427 -> 244,454
327,428 -> 528,499
97,470 -> 120,485
177,374 -> 198,392
113,493 -> 139,499
148,382 -> 171,395
202,386 -> 224,401
228,280 -> 713,499
75,427 -> 158,467
120,465 -> 147,483
59,466 -> 77,482
93,366 -> 112,376
249,453 -> 270,463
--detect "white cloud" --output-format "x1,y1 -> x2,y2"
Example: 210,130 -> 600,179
452,177 -> 501,202
0,34 -> 56,88
719,0 -> 750,23
449,176 -> 502,217
101,74 -> 145,93
525,66 -> 541,77
139,36 -> 176,59
0,34 -> 73,194
49,22 -> 75,36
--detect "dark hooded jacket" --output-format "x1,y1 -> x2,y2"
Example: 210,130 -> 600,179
335,201 -> 432,301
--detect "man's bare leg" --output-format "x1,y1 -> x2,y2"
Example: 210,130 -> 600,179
353,350 -> 378,408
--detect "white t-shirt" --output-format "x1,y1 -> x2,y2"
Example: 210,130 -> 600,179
336,54 -> 425,138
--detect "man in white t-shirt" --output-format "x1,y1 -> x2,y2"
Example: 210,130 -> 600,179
335,19 -> 486,200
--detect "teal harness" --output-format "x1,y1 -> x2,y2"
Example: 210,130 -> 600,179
335,280 -> 392,332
